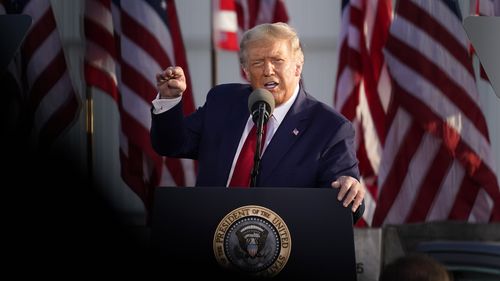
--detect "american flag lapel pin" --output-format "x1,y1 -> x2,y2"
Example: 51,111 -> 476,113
292,128 -> 299,136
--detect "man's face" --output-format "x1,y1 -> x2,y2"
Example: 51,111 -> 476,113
244,39 -> 302,106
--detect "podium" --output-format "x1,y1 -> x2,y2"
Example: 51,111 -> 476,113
151,187 -> 357,280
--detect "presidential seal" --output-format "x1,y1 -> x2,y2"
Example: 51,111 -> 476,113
213,205 -> 291,278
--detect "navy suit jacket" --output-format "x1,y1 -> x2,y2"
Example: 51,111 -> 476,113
151,83 -> 363,219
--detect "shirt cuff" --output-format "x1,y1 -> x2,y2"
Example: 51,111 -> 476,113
152,93 -> 182,114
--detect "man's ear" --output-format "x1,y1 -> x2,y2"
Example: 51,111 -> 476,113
243,67 -> 250,80
295,63 -> 303,77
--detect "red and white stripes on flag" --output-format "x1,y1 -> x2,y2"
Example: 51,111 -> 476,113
212,0 -> 289,51
213,0 -> 239,51
84,0 -> 119,102
84,0 -> 196,214
235,0 -> 289,32
374,0 -> 500,226
0,0 -> 80,149
333,0 -> 393,226
470,0 -> 500,22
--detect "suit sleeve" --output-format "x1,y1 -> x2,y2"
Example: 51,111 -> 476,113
150,100 -> 203,159
318,120 -> 364,223
318,120 -> 360,185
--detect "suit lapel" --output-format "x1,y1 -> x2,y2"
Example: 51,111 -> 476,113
259,88 -> 312,184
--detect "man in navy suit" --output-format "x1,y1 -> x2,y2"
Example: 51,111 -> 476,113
150,22 -> 365,222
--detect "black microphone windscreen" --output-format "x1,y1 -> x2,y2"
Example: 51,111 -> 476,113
248,88 -> 275,115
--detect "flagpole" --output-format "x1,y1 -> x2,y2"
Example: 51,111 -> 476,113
85,86 -> 94,185
211,0 -> 217,87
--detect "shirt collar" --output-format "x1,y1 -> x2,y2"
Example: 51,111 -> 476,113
271,83 -> 300,125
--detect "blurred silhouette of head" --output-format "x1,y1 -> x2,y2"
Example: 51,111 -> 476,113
379,253 -> 452,281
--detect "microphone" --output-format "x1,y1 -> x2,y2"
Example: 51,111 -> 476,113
248,88 -> 275,125
247,88 -> 275,187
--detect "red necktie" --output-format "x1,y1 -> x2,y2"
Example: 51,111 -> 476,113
229,125 -> 267,187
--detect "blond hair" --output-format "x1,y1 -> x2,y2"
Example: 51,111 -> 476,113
239,22 -> 304,68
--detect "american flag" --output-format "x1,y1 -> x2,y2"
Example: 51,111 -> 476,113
235,0 -> 289,32
471,0 -> 500,15
84,0 -> 196,216
212,0 -> 289,52
213,0 -> 239,51
333,0 -> 393,226
0,0 -> 80,149
374,0 -> 500,225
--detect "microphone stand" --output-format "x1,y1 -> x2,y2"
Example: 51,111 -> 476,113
250,103 -> 267,187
